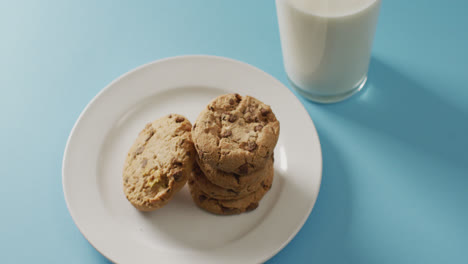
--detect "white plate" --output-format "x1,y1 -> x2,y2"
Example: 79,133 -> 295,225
62,55 -> 322,264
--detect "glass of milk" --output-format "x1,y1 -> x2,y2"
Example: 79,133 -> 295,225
276,0 -> 381,103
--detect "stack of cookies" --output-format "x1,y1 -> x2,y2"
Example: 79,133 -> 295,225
122,94 -> 279,215
189,94 -> 280,215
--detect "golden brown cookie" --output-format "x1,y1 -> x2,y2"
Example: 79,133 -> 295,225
188,168 -> 274,215
192,94 -> 280,175
191,158 -> 273,199
123,114 -> 195,212
196,154 -> 274,192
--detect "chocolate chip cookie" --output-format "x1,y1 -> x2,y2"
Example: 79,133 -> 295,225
191,157 -> 273,199
123,114 -> 195,212
192,94 -> 280,175
196,154 -> 274,192
188,168 -> 274,215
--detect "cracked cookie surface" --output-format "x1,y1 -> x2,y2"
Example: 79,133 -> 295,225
188,167 -> 274,215
192,94 -> 280,175
123,114 -> 195,212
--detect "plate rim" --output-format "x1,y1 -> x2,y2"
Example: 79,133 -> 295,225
62,54 -> 323,263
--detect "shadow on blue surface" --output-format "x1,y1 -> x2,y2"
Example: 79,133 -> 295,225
327,57 -> 468,169
269,56 -> 468,263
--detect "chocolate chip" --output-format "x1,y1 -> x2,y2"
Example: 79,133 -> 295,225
208,106 -> 214,111
238,163 -> 249,174
186,151 -> 191,156
260,108 -> 270,116
135,146 -> 144,155
181,123 -> 191,131
246,141 -> 257,152
168,114 -> 172,118
199,195 -> 207,202
246,202 -> 258,211
173,171 -> 183,181
235,93 -> 242,102
228,115 -> 238,122
189,179 -> 195,185
221,130 -> 232,138
145,130 -> 155,141
175,116 -> 185,123
193,123 -> 197,129
254,125 -> 263,132
171,156 -> 183,166
141,158 -> 148,168
193,165 -> 203,176
229,98 -> 235,105
233,173 -> 241,184
245,116 -> 254,123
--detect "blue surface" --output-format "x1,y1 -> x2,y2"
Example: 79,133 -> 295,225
1,0 -> 467,263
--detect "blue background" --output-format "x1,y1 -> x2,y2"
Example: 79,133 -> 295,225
1,0 -> 467,263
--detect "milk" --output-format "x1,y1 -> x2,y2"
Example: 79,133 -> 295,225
276,0 -> 381,103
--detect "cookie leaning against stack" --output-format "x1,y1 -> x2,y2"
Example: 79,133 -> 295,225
190,94 -> 280,215
123,114 -> 195,212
